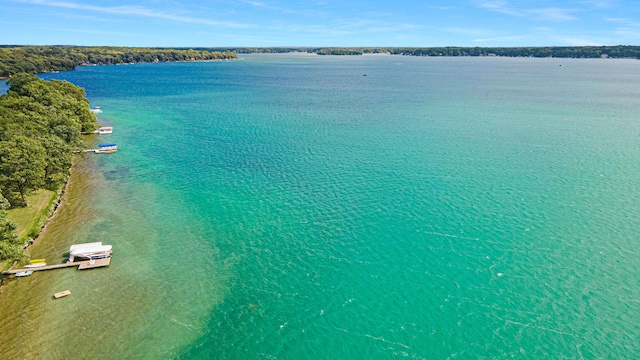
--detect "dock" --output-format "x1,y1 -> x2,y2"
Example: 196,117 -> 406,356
2,258 -> 111,275
83,148 -> 117,154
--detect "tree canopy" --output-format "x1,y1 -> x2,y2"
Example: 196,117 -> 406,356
0,191 -> 23,261
0,73 -> 96,207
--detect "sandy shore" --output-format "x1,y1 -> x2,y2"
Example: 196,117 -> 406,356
0,153 -> 102,358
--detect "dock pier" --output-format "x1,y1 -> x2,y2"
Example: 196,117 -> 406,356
2,258 -> 111,275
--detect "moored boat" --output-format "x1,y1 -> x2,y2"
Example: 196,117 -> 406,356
94,126 -> 113,134
69,242 -> 112,262
95,143 -> 117,153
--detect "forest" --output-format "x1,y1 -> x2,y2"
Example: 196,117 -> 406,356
0,73 -> 97,260
203,45 -> 640,58
0,46 -> 238,77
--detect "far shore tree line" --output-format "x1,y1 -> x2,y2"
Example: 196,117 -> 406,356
0,73 -> 97,260
0,46 -> 238,77
200,45 -> 640,58
1,45 -> 638,77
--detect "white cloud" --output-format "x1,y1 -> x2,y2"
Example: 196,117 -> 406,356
605,18 -> 640,41
239,0 -> 295,13
606,17 -> 640,27
527,8 -> 577,21
475,0 -> 522,16
427,6 -> 456,11
552,36 -> 603,46
472,35 -> 528,43
14,0 -> 252,28
582,0 -> 617,9
475,1 -> 579,21
443,27 -> 492,37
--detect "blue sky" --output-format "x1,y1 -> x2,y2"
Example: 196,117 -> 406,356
1,0 -> 639,47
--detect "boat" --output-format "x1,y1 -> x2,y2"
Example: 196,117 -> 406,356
15,271 -> 34,277
95,143 -> 117,154
24,258 -> 46,268
90,106 -> 103,114
69,242 -> 112,262
94,126 -> 113,135
54,290 -> 71,299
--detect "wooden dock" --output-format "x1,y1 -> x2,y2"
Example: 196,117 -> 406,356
78,257 -> 111,270
2,258 -> 111,275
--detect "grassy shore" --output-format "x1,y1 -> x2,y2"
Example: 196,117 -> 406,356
6,189 -> 58,240
0,187 -> 63,271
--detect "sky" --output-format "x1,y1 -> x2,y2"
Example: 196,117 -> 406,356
1,0 -> 639,47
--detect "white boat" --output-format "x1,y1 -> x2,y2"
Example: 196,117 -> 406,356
15,271 -> 34,277
94,126 -> 113,135
69,242 -> 112,262
90,107 -> 103,114
94,143 -> 117,154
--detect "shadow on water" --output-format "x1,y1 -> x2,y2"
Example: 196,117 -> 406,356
102,166 -> 131,180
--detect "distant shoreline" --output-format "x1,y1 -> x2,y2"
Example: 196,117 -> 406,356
207,45 -> 640,59
0,46 -> 238,78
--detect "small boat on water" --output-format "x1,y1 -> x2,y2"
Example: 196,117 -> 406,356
69,242 -> 112,262
54,290 -> 71,299
95,143 -> 117,154
90,106 -> 103,114
94,126 -> 113,135
15,271 -> 34,277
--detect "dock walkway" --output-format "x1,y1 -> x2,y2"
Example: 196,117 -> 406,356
2,258 -> 111,275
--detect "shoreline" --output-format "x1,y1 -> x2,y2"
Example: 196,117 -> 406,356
0,153 -> 102,358
0,151 -> 98,279
0,164 -> 69,283
0,147 -> 96,283
22,175 -> 71,250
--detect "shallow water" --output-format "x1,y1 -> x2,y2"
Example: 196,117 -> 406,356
1,54 -> 639,358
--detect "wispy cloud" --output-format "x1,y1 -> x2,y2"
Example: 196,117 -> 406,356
443,27 -> 493,37
582,0 -> 617,9
606,17 -> 640,40
552,36 -> 602,46
528,8 -> 577,21
606,17 -> 640,27
427,6 -> 456,11
475,1 -> 578,21
261,18 -> 427,42
14,0 -> 252,28
239,0 -> 295,14
472,35 -> 528,43
236,0 -> 327,18
475,0 -> 521,16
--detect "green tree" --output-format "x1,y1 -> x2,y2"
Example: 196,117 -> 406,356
5,72 -> 39,95
0,136 -> 46,207
40,135 -> 72,189
0,191 -> 23,261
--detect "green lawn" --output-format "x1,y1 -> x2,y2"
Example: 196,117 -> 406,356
0,257 -> 11,271
6,189 -> 57,240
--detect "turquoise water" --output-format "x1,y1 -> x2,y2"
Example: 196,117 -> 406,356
5,54 -> 640,358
